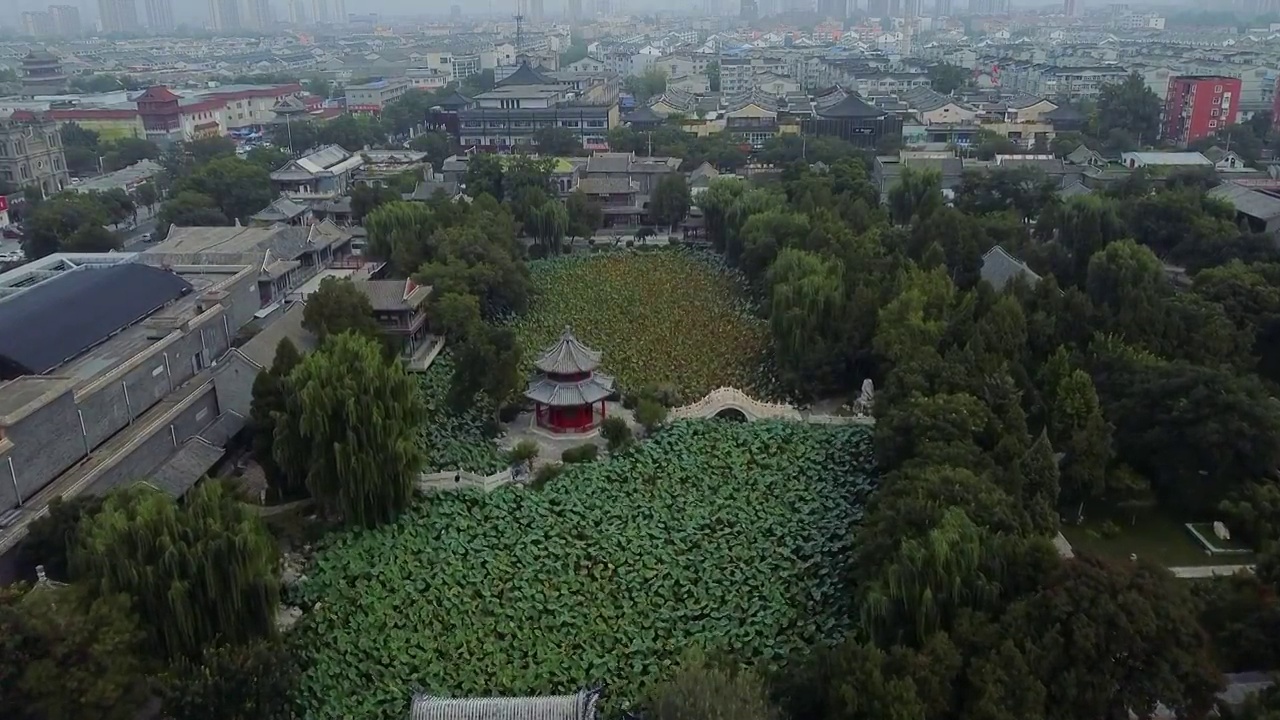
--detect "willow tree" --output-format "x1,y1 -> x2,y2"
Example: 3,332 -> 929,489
859,508 -> 1005,647
73,481 -> 279,663
274,332 -> 425,528
767,248 -> 848,396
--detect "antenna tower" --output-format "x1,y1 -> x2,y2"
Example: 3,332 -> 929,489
515,1 -> 525,53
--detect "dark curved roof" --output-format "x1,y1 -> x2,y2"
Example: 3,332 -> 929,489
0,264 -> 193,377
433,90 -> 474,109
622,104 -> 663,125
1044,105 -> 1085,121
533,326 -> 602,374
497,62 -> 556,87
23,48 -> 58,62
816,93 -> 885,118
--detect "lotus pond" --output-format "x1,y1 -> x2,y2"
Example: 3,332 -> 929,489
416,354 -> 507,474
516,251 -> 775,401
292,420 -> 877,719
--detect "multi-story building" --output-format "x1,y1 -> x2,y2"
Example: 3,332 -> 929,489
209,0 -> 242,30
20,48 -> 67,97
0,112 -> 70,198
455,63 -> 619,151
48,5 -> 81,35
269,145 -> 364,198
999,63 -> 1128,103
1063,0 -> 1079,16
1163,75 -> 1240,145
345,78 -> 413,113
287,0 -> 307,23
311,0 -> 347,23
21,12 -> 56,38
97,0 -> 139,33
243,0 -> 273,29
144,0 -> 174,31
817,0 -> 845,18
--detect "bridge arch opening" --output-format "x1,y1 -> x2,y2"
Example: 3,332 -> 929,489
714,407 -> 748,422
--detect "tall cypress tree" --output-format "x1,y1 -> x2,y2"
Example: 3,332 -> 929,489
273,332 -> 426,528
250,337 -> 303,498
73,481 -> 279,662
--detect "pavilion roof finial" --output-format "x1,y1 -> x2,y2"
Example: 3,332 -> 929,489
533,327 -> 602,375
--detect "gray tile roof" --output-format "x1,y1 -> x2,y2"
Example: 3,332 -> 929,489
980,245 -> 1041,291
410,690 -> 601,720
148,438 -> 226,497
525,373 -> 615,407
1209,183 -> 1280,221
1057,181 -> 1092,199
578,177 -> 639,195
353,278 -> 431,312
239,303 -> 317,369
533,327 -> 603,374
0,264 -> 193,376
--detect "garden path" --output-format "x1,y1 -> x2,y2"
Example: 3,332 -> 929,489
498,401 -> 639,469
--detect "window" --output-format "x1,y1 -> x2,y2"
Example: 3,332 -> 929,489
1215,85 -> 1223,92
1210,119 -> 1218,127
1211,108 -> 1219,117
1213,97 -> 1221,105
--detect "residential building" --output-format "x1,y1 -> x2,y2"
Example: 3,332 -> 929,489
21,12 -> 57,38
0,112 -> 70,199
98,0 -> 139,33
243,0 -> 274,30
144,0 -> 174,31
455,63 -> 619,151
1163,75 -> 1241,145
0,254 -> 262,581
312,0 -> 347,23
741,0 -> 759,20
269,145 -> 364,198
48,5 -> 81,36
209,0 -> 243,30
1063,0 -> 1078,15
1120,151 -> 1214,170
1210,183 -> 1280,235
345,78 -> 413,113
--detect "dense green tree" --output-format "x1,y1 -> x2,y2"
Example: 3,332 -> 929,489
63,223 -> 121,253
365,200 -> 442,274
100,137 -> 160,172
1096,72 -> 1162,146
17,494 -> 104,582
250,338 -> 304,498
156,191 -> 230,233
1219,481 -> 1280,553
301,277 -> 381,342
650,173 -> 691,230
527,199 -> 568,253
22,191 -> 111,258
173,156 -> 273,221
1051,194 -> 1127,284
1007,553 -> 1221,720
696,177 -> 747,250
1193,570 -> 1280,673
408,130 -> 453,170
274,333 -> 425,528
648,652 -> 779,720
887,167 -> 942,226
768,248 -> 850,395
533,126 -> 582,156
135,180 -> 160,212
243,146 -> 292,174
448,326 -> 524,414
74,481 -> 279,662
464,152 -> 505,200
0,583 -> 148,720
159,638 -> 298,720
927,62 -> 968,93
954,167 -> 1058,221
1020,432 -> 1060,535
566,189 -> 603,240
350,181 -> 402,224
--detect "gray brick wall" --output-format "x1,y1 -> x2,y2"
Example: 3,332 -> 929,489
86,386 -> 220,496
2,391 -> 88,508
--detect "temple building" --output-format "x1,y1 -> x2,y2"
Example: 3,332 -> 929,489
525,328 -> 614,434
20,48 -> 67,96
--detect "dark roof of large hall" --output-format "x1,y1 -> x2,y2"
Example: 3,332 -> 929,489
0,263 -> 193,376
817,93 -> 886,119
497,62 -> 557,87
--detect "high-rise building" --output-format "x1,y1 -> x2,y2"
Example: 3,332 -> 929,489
48,5 -> 82,36
243,0 -> 273,29
932,0 -> 951,15
144,0 -> 173,31
527,0 -> 544,23
817,0 -> 846,18
287,0 -> 307,24
903,0 -> 919,17
1063,0 -> 1078,15
208,0 -> 241,30
22,11 -> 56,37
741,0 -> 759,18
312,0 -> 346,23
567,0 -> 581,21
98,0 -> 139,33
1163,75 -> 1241,145
867,0 -> 889,14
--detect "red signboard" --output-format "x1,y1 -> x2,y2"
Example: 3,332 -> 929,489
0,196 -> 8,213
348,104 -> 382,113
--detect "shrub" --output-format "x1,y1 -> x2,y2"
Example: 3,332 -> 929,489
529,463 -> 563,491
600,417 -> 633,452
561,444 -> 600,463
668,236 -> 680,246
528,244 -> 547,259
643,383 -> 684,408
635,399 -> 668,434
507,440 -> 539,468
622,392 -> 640,410
625,239 -> 635,248
1099,520 -> 1122,539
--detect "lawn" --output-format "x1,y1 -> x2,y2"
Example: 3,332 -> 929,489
1059,506 -> 1246,567
291,420 -> 877,719
516,250 -> 775,402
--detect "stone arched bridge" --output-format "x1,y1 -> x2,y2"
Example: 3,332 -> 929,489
669,387 -> 874,425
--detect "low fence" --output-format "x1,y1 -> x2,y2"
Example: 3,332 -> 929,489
418,468 -> 516,494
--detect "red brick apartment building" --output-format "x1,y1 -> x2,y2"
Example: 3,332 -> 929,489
1163,75 -> 1241,145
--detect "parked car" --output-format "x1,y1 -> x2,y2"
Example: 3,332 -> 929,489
141,232 -> 154,243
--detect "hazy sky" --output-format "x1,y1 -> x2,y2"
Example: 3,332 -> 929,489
7,0 -> 1201,26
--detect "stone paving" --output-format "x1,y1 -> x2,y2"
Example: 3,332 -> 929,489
498,401 -> 639,469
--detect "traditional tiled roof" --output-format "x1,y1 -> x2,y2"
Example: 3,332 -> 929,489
410,690 -> 601,720
816,92 -> 884,118
980,245 -> 1041,291
352,278 -> 432,312
498,62 -> 557,87
525,373 -> 616,407
533,327 -> 602,374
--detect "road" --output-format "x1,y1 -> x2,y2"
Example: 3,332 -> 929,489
117,207 -> 159,252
